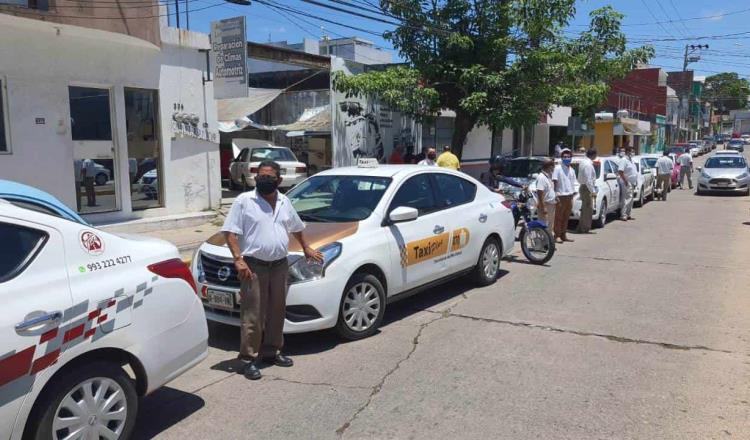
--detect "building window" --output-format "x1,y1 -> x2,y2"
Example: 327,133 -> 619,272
125,88 -> 162,210
69,87 -> 113,141
0,78 -> 8,153
0,0 -> 48,10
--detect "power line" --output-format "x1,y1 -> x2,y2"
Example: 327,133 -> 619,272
256,0 -> 384,37
666,0 -> 693,37
297,0 -> 401,26
654,0 -> 686,38
638,0 -> 677,39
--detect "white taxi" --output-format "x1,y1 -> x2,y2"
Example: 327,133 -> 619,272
192,162 -> 516,340
569,156 -> 622,228
0,200 -> 208,440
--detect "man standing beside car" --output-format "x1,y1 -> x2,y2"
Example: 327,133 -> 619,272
655,150 -> 674,201
536,159 -> 557,237
552,149 -> 577,243
576,148 -> 597,234
677,150 -> 694,189
617,146 -> 638,221
222,160 -> 323,381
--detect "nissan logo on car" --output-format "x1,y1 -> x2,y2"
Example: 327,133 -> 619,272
217,266 -> 232,282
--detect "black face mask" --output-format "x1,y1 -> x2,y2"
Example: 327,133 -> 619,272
256,175 -> 279,195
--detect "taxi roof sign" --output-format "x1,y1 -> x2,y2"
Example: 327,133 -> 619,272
357,158 -> 380,168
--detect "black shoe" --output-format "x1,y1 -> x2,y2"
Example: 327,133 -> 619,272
271,354 -> 294,367
243,362 -> 262,380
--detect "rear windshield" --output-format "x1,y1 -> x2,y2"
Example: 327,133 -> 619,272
250,148 -> 297,162
504,159 -> 544,178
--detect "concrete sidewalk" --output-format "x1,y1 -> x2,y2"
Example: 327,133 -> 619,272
138,219 -> 222,263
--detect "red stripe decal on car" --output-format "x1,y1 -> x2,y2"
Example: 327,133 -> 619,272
40,328 -> 58,344
97,314 -> 108,324
88,309 -> 100,320
63,324 -> 84,344
84,328 -> 96,339
30,349 -> 60,375
107,299 -> 116,308
0,346 -> 36,387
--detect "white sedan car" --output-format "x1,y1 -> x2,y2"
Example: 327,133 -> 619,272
229,146 -> 307,191
631,155 -> 656,207
0,201 -> 208,440
569,156 -> 622,228
193,163 -> 516,340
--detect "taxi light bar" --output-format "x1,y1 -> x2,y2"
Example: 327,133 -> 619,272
358,158 -> 379,168
148,259 -> 197,294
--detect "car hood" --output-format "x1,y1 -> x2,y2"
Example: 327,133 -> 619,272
701,168 -> 748,178
202,221 -> 359,254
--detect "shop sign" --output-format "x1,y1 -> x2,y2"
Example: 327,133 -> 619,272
211,16 -> 248,99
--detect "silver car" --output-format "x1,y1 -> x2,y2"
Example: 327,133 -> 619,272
696,155 -> 750,195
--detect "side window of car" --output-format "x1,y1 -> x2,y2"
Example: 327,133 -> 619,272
7,200 -> 63,219
389,174 -> 438,216
604,161 -> 613,175
0,222 -> 48,283
433,173 -> 476,209
237,148 -> 248,162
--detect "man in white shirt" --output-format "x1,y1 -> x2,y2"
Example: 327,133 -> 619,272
552,148 -> 577,243
655,150 -> 674,201
81,158 -> 98,207
576,148 -> 597,233
677,150 -> 693,189
418,147 -> 437,166
535,159 -> 557,235
616,146 -> 639,221
222,160 -> 323,380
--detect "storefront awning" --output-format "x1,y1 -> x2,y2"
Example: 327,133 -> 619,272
217,88 -> 284,132
615,119 -> 651,136
221,105 -> 331,135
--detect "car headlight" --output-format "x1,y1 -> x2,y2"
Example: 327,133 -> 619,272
288,242 -> 342,284
193,249 -> 205,283
737,172 -> 749,180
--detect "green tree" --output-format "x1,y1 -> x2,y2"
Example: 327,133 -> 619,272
333,1 -> 653,158
704,72 -> 750,112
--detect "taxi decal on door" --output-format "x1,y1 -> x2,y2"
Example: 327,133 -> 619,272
0,276 -> 157,398
451,228 -> 470,252
400,228 -> 471,268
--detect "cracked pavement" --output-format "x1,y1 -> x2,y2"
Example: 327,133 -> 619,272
134,154 -> 750,439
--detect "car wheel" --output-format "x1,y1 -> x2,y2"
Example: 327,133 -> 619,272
28,361 -> 137,440
649,183 -> 656,201
472,237 -> 501,286
335,272 -> 386,340
593,199 -> 607,229
95,173 -> 108,186
637,188 -> 644,207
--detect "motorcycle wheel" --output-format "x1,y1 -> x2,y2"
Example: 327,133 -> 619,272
519,226 -> 555,265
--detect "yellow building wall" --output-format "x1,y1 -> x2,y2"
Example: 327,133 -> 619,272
594,121 -> 614,154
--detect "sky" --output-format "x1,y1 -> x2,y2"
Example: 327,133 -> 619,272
175,0 -> 750,79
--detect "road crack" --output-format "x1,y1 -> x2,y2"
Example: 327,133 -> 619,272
266,376 -> 370,390
555,253 -> 736,271
444,312 -> 734,354
335,314 -> 447,437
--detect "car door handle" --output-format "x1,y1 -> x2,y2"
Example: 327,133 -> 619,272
15,311 -> 63,335
478,213 -> 488,223
433,225 -> 445,234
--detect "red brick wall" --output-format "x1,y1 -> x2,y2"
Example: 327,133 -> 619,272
606,68 -> 667,118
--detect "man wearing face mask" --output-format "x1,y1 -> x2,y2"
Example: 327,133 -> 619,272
551,149 -> 577,243
616,145 -> 638,221
418,148 -> 438,166
222,161 -> 324,380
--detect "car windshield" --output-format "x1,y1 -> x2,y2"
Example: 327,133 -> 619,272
643,158 -> 658,168
669,146 -> 687,154
570,161 -> 601,178
729,140 -> 743,145
704,157 -> 747,168
287,175 -> 392,222
250,148 -> 297,162
504,159 -> 544,178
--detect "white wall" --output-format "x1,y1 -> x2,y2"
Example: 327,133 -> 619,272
462,125 -> 492,161
0,16 -> 219,222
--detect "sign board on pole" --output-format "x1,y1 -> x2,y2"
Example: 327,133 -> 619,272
211,16 -> 248,99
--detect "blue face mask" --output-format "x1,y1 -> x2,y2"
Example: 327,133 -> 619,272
562,158 -> 572,166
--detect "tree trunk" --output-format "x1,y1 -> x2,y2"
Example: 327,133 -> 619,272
450,111 -> 477,160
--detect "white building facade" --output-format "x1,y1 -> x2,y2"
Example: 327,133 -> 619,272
0,14 -> 220,224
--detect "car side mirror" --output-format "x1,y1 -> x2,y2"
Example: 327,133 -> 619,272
389,206 -> 419,224
696,166 -> 702,172
605,173 -> 617,181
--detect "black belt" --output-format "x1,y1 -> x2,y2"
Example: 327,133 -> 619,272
244,256 -> 287,267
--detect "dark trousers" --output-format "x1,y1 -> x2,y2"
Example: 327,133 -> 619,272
239,257 -> 289,360
75,180 -> 82,212
84,176 -> 96,207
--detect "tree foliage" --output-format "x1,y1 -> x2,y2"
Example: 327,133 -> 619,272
333,0 -> 653,158
703,72 -> 750,112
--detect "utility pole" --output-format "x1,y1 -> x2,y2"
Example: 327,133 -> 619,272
175,0 -> 180,29
678,44 -> 708,142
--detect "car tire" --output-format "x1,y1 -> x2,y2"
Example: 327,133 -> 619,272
637,188 -> 644,207
593,199 -> 607,229
28,361 -> 138,440
95,173 -> 108,186
228,177 -> 237,190
471,237 -> 501,286
335,272 -> 386,341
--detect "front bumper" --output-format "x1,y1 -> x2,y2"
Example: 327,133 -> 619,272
697,176 -> 750,192
198,273 -> 345,333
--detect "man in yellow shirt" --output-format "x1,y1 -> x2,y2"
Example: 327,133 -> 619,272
436,145 -> 460,170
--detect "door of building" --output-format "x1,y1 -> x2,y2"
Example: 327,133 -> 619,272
69,86 -> 119,214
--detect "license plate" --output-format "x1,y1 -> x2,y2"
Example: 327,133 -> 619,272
207,289 -> 235,310
717,182 -> 729,187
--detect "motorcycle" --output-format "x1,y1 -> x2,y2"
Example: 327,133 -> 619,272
501,187 -> 555,265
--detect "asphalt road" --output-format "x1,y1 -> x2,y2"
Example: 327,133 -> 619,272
135,151 -> 750,440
